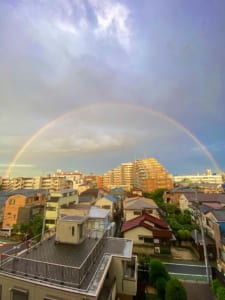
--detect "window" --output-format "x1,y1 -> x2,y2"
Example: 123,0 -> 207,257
10,288 -> 28,300
102,205 -> 110,209
133,210 -> 141,216
9,199 -> 15,205
72,226 -> 75,236
45,220 -> 56,225
46,207 -> 56,211
0,284 -> 2,300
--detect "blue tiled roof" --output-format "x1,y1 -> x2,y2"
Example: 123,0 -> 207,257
104,195 -> 118,202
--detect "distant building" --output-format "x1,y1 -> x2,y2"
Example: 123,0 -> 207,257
54,169 -> 83,183
133,158 -> 173,192
174,172 -> 223,186
2,189 -> 48,229
45,189 -> 78,229
102,157 -> 173,193
1,176 -> 71,192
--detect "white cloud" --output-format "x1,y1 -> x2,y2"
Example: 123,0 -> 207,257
89,0 -> 131,50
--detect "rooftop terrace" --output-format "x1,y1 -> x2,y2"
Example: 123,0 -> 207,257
0,233 -> 134,296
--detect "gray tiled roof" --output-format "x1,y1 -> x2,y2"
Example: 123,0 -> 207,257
211,209 -> 225,221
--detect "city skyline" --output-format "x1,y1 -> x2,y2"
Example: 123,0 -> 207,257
1,1 -> 225,177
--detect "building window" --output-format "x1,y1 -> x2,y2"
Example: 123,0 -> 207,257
10,288 -> 28,300
133,210 -> 141,216
72,226 -> 75,236
9,199 -> 15,205
0,284 -> 2,300
45,220 -> 56,225
46,207 -> 56,211
102,205 -> 110,209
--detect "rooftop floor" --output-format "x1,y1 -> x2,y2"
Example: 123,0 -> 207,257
0,234 -> 133,295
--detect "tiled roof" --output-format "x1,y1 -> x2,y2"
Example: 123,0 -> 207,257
80,188 -> 99,197
202,202 -> 224,210
8,189 -> 48,197
184,192 -> 225,204
79,195 -> 94,203
211,209 -> 225,221
104,194 -> 118,202
124,197 -> 158,210
121,213 -> 170,233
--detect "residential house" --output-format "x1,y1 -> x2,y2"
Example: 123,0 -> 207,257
123,197 -> 159,221
0,210 -> 137,300
45,189 -> 78,229
163,187 -> 195,206
175,191 -> 225,212
214,221 -> 225,274
2,189 -> 48,229
95,194 -> 119,220
121,213 -> 173,254
190,206 -> 225,261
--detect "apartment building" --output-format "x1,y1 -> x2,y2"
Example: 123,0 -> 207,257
174,173 -> 223,185
0,210 -> 137,300
45,189 -> 78,229
133,158 -> 173,192
0,176 -> 71,192
2,189 -> 48,229
102,157 -> 173,193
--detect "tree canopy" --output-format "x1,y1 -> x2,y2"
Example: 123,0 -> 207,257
165,278 -> 187,300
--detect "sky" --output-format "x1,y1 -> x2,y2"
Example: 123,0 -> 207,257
0,0 -> 225,178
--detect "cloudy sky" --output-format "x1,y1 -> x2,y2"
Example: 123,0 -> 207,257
1,0 -> 225,177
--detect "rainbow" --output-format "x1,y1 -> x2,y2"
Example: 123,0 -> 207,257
3,102 -> 221,177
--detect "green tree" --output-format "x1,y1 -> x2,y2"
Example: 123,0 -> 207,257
30,214 -> 43,239
165,204 -> 180,216
149,259 -> 170,286
155,277 -> 167,300
12,223 -> 19,235
177,229 -> 191,242
143,189 -> 166,209
165,278 -> 187,300
212,279 -> 225,300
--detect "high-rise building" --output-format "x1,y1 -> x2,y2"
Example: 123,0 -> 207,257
102,157 -> 173,192
133,158 -> 174,192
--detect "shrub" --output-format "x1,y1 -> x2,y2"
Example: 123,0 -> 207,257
155,277 -> 167,299
165,278 -> 187,300
212,279 -> 225,300
149,259 -> 170,286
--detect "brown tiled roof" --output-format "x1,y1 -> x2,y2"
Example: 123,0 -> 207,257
121,213 -> 170,233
